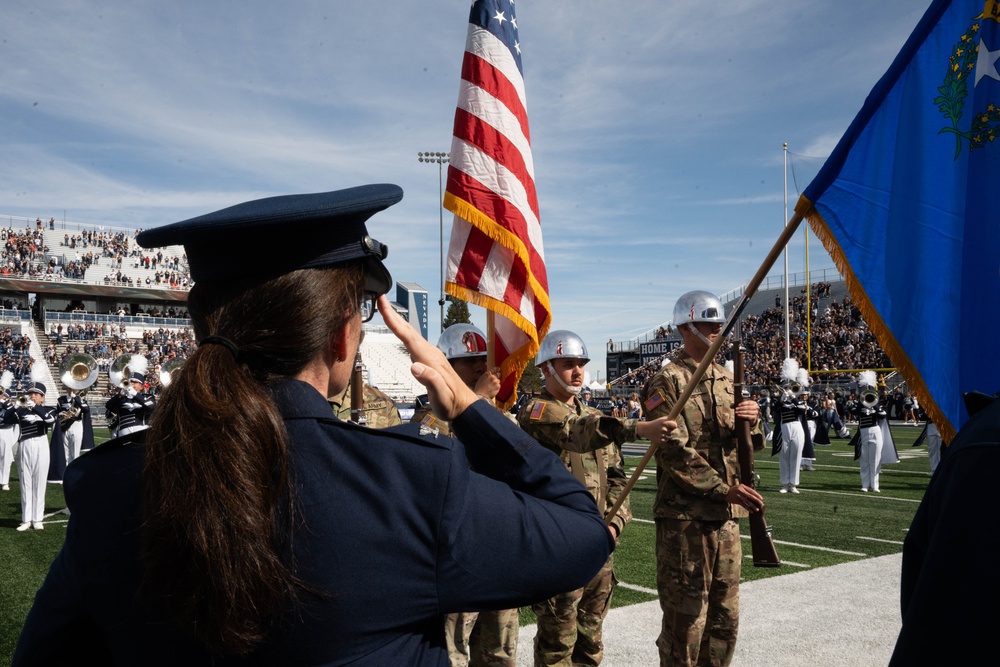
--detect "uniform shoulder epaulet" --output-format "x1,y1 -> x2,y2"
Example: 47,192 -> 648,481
332,414 -> 453,447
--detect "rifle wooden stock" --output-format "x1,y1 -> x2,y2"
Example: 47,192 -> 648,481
604,211 -> 804,525
733,343 -> 780,567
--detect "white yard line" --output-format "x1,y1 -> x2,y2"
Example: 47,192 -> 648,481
791,488 -> 922,503
855,536 -> 905,545
617,581 -> 658,596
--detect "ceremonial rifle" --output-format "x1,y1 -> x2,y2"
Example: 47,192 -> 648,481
733,322 -> 780,567
350,352 -> 366,425
605,211 -> 805,525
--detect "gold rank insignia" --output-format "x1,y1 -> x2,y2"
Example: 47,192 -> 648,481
644,391 -> 666,412
529,402 -> 546,421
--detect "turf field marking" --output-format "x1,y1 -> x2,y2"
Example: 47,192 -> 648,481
741,534 -> 866,556
743,535 -> 866,556
743,555 -> 810,568
617,581 -> 658,596
755,460 -> 931,476
855,536 -> 904,545
791,488 -> 922,503
632,518 -> 655,524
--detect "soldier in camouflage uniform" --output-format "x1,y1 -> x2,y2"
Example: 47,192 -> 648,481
327,380 -> 402,428
642,291 -> 763,667
410,324 -> 516,667
518,330 -> 676,667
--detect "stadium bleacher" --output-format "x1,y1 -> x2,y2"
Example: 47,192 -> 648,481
608,273 -> 902,396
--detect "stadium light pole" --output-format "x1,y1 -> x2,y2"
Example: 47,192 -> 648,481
418,151 -> 450,332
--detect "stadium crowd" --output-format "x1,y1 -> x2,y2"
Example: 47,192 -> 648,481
612,291 -> 892,396
49,323 -> 196,396
0,220 -> 193,287
741,295 -> 891,386
0,326 -> 36,394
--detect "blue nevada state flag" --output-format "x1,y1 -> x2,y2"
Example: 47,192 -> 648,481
798,0 -> 1000,442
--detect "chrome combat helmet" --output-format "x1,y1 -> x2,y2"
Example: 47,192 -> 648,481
437,324 -> 488,360
535,330 -> 590,366
672,290 -> 726,328
536,330 -> 589,397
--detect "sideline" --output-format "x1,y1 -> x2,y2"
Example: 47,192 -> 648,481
515,553 -> 902,666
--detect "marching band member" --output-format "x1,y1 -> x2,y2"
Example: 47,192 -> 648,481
104,355 -> 156,437
850,371 -> 898,492
56,388 -> 93,466
0,372 -> 17,492
798,372 -> 819,472
772,358 -> 812,493
4,373 -> 57,531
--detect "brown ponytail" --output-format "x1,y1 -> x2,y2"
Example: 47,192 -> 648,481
139,265 -> 363,654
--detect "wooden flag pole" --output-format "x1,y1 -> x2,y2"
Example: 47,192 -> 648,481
604,212 -> 805,525
486,310 -> 496,370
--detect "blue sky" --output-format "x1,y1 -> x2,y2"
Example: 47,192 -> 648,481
1,1 -> 926,379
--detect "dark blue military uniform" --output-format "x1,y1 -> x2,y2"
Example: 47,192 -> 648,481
890,393 -> 1000,665
104,389 -> 156,436
14,379 -> 613,666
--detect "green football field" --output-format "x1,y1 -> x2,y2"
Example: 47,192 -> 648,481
0,426 -> 931,662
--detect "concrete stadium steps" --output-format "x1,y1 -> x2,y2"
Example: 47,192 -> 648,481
359,329 -> 423,403
728,279 -> 851,321
43,225 -> 188,288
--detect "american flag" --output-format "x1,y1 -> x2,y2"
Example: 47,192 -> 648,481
443,0 -> 551,411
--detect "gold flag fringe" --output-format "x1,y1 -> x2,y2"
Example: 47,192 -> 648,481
795,195 -> 956,443
443,193 -> 553,412
443,192 -> 553,320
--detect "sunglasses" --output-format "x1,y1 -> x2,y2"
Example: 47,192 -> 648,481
359,292 -> 378,323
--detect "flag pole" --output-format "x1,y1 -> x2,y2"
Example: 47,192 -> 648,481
486,310 -> 496,369
783,142 -> 790,361
605,211 -> 805,525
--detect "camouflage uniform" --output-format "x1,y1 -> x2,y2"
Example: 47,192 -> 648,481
517,388 -> 633,666
410,402 -> 519,667
327,383 -> 402,428
642,350 -> 761,667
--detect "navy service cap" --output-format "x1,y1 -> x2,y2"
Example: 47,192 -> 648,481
136,184 -> 402,294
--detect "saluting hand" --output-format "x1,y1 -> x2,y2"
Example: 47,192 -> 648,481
378,295 -> 478,421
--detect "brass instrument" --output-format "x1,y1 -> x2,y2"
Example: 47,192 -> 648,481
59,353 -> 99,425
158,357 -> 184,388
108,354 -> 134,390
861,390 -> 879,408
789,381 -> 803,397
109,353 -> 151,391
16,394 -> 32,408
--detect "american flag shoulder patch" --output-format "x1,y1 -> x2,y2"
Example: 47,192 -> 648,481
529,402 -> 547,421
644,391 -> 666,412
420,414 -> 439,429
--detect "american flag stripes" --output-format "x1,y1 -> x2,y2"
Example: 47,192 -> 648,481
444,0 -> 551,410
